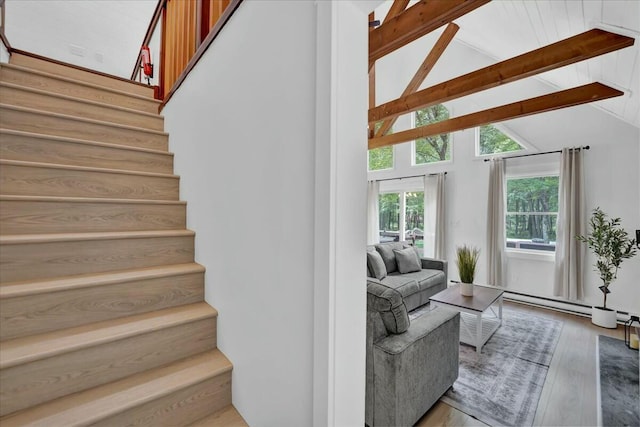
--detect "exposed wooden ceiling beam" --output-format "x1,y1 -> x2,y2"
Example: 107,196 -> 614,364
384,0 -> 410,24
375,23 -> 459,138
368,82 -> 623,150
369,0 -> 489,64
369,29 -> 635,124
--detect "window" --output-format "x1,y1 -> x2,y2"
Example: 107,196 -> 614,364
414,105 -> 452,164
506,176 -> 559,252
379,191 -> 424,249
478,124 -> 524,156
369,122 -> 393,171
368,146 -> 393,170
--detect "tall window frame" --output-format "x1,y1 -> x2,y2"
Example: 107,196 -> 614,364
505,174 -> 559,254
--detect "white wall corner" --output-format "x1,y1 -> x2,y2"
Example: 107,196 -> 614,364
313,1 -> 368,426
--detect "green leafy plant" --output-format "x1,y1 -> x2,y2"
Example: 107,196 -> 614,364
576,207 -> 637,309
456,245 -> 480,284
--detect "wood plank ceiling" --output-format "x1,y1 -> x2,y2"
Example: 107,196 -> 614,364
369,0 -> 638,150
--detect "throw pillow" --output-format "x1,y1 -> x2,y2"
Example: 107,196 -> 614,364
367,250 -> 387,280
393,247 -> 422,274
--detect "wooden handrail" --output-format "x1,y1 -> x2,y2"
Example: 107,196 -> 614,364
130,0 -> 167,81
0,0 -> 11,52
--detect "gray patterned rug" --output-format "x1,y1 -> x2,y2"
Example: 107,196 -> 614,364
437,307 -> 563,426
598,335 -> 639,426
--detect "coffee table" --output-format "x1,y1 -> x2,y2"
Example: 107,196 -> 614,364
429,284 -> 504,353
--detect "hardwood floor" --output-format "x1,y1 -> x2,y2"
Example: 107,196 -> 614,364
416,300 -> 625,427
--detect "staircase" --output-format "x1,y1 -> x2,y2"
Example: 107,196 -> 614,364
0,53 -> 247,426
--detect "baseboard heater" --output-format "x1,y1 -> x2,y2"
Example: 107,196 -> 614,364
503,290 -> 632,324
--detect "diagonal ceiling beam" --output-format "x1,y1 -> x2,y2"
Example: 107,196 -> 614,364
368,82 -> 623,150
375,23 -> 459,138
369,0 -> 489,64
384,0 -> 410,24
369,29 -> 634,124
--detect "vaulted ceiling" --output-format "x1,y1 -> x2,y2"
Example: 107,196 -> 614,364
369,0 -> 639,150
454,0 -> 639,129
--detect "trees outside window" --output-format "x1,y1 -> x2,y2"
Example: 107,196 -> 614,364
379,191 -> 424,249
369,122 -> 393,170
414,105 -> 451,164
368,146 -> 393,170
478,124 -> 524,155
506,176 -> 559,252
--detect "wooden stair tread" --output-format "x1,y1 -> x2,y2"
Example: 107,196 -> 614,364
0,128 -> 173,156
0,82 -> 162,119
0,349 -> 231,427
0,263 -> 205,299
0,302 -> 217,369
189,405 -> 248,427
9,52 -> 155,98
0,62 -> 161,105
0,103 -> 168,136
0,158 -> 178,179
0,194 -> 185,205
0,229 -> 195,245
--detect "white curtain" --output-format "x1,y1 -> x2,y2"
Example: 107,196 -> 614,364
553,148 -> 585,300
424,174 -> 446,259
486,159 -> 506,286
367,180 -> 380,245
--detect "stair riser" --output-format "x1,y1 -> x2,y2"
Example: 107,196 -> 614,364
0,107 -> 168,151
0,164 -> 179,200
0,85 -> 164,131
10,53 -> 154,98
93,372 -> 232,427
0,317 -> 217,417
0,132 -> 173,173
0,65 -> 159,113
0,271 -> 204,340
0,235 -> 194,283
0,199 -> 186,234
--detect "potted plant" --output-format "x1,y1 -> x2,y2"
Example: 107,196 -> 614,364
456,245 -> 480,296
576,207 -> 637,328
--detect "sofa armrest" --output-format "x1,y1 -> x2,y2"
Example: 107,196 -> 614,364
420,257 -> 446,272
366,280 -> 410,335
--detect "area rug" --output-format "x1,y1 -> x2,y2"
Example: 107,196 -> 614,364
438,307 -> 562,426
597,335 -> 639,426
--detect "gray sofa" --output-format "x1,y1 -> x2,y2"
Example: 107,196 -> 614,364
365,242 -> 460,426
367,241 -> 448,310
365,280 -> 460,427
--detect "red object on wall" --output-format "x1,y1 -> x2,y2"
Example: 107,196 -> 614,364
140,45 -> 153,82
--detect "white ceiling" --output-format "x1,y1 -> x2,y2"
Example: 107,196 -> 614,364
382,0 -> 640,129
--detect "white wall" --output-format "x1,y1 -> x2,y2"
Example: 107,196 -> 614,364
163,1 -> 369,425
371,36 -> 640,315
4,0 -> 154,78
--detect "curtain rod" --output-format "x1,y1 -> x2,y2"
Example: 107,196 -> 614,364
483,146 -> 590,162
371,172 -> 447,183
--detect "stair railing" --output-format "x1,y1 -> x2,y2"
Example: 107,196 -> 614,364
0,0 -> 12,55
132,0 -> 242,102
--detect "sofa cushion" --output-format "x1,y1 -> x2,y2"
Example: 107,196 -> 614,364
366,280 -> 409,334
393,247 -> 421,274
367,250 -> 387,280
375,242 -> 405,274
397,269 -> 446,292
